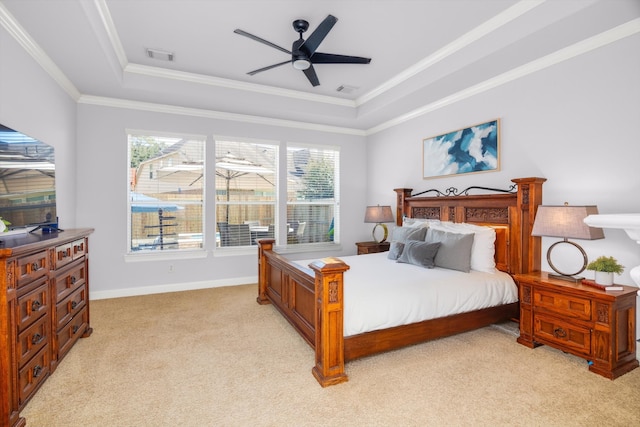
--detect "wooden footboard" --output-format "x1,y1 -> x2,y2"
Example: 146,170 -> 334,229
258,239 -> 350,386
258,177 -> 545,387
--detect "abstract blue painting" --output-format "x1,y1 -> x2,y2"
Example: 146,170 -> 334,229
423,119 -> 500,179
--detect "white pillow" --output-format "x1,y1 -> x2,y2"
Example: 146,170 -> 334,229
427,222 -> 496,273
402,217 -> 440,228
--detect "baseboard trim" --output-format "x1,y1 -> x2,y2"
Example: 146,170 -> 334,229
90,276 -> 257,300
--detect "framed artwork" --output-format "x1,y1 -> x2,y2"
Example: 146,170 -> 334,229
423,119 -> 500,179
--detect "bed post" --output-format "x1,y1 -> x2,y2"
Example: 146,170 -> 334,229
256,239 -> 275,305
394,188 -> 413,226
309,257 -> 350,387
511,177 -> 546,274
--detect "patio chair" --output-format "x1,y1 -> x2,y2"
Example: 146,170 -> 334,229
218,222 -> 251,246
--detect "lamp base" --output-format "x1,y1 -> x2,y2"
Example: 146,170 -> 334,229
547,272 -> 584,283
372,223 -> 389,243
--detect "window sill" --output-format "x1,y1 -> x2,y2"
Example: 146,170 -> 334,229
124,248 -> 207,263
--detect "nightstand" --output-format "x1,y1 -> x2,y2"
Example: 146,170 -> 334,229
515,271 -> 639,379
355,241 -> 390,255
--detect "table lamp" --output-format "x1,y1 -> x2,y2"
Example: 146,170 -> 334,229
364,205 -> 394,243
531,203 -> 604,282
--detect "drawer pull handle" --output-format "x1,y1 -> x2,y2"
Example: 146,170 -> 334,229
553,327 -> 567,338
31,300 -> 42,311
70,276 -> 77,284
33,365 -> 43,378
71,300 -> 78,310
31,333 -> 44,345
73,325 -> 80,334
31,262 -> 39,271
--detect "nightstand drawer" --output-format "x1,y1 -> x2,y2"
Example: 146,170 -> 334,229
356,241 -> 390,255
534,314 -> 591,356
533,289 -> 591,320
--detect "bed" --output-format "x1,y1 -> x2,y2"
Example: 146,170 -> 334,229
257,177 -> 546,386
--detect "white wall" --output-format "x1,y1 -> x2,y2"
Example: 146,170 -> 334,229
365,33 -> 640,286
0,25 -> 78,226
75,103 -> 367,297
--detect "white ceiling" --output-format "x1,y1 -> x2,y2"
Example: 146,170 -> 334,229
1,0 -> 638,132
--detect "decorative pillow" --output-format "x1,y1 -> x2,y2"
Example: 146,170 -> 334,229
425,228 -> 474,272
390,226 -> 428,243
387,241 -> 405,260
396,241 -> 441,268
428,222 -> 496,273
402,217 -> 440,228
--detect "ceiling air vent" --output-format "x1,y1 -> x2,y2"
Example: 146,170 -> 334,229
336,85 -> 358,94
146,48 -> 174,61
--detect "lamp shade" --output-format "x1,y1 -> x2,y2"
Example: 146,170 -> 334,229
531,205 -> 604,240
364,205 -> 394,224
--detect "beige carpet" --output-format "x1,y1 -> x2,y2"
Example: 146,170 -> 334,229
22,284 -> 640,426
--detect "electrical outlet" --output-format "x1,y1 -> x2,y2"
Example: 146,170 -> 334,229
168,264 -> 174,273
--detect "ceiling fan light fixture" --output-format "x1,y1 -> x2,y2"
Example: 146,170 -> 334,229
293,59 -> 311,70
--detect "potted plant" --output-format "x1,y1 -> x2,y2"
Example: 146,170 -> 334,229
586,256 -> 624,286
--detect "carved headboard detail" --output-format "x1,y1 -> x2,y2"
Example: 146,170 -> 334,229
394,177 -> 546,275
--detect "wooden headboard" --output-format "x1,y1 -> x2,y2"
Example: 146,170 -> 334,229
394,177 -> 546,275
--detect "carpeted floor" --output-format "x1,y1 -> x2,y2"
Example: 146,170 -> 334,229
21,284 -> 640,426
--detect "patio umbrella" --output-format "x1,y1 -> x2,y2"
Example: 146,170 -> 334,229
130,192 -> 183,213
216,153 -> 274,223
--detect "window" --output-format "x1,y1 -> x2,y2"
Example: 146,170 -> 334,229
286,144 -> 339,245
215,139 -> 278,247
128,133 -> 204,253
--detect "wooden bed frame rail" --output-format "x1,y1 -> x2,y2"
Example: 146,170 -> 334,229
258,177 -> 546,386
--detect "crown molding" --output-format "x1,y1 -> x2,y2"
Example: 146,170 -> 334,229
366,18 -> 640,135
93,0 -> 128,70
124,63 -> 356,108
0,2 -> 81,101
356,0 -> 546,106
78,95 -> 366,136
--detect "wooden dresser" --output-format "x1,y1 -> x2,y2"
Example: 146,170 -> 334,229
515,272 -> 638,379
1,228 -> 94,427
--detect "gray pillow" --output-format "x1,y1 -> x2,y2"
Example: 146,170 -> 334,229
396,241 -> 441,268
426,228 -> 474,272
391,226 -> 427,244
387,241 -> 405,260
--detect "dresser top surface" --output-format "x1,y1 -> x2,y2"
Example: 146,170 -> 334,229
0,228 -> 94,258
516,271 -> 639,299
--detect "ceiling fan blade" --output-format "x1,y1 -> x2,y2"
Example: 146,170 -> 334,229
234,29 -> 291,55
303,65 -> 320,87
247,60 -> 292,76
311,52 -> 371,64
299,15 -> 337,56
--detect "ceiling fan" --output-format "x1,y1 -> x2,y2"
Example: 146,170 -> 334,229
234,14 -> 371,87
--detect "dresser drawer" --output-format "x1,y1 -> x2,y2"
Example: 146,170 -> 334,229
55,284 -> 87,331
16,250 -> 48,287
54,242 -> 74,269
71,238 -> 87,260
57,307 -> 88,361
17,278 -> 49,331
535,314 -> 591,356
533,289 -> 591,320
54,238 -> 87,270
17,313 -> 50,368
18,344 -> 50,406
54,259 -> 86,303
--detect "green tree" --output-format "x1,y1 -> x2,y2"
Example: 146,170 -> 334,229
130,136 -> 164,168
300,157 -> 334,199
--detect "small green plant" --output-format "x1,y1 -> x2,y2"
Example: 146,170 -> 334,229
0,217 -> 10,231
586,256 -> 624,274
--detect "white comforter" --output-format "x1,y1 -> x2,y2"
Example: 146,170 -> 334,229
295,252 -> 517,337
